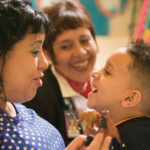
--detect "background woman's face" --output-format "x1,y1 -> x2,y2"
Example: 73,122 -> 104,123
52,27 -> 98,82
2,32 -> 48,103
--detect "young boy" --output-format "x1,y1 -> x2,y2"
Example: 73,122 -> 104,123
88,39 -> 150,150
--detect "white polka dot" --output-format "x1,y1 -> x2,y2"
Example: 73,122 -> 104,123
17,123 -> 21,126
1,145 -> 5,149
6,123 -> 10,126
16,146 -> 20,150
5,133 -> 9,136
6,128 -> 10,132
18,140 -> 22,144
20,134 -> 23,138
0,118 -> 3,121
3,138 -> 8,143
25,132 -> 29,135
10,118 -> 14,122
25,141 -> 29,144
26,136 -> 29,139
8,145 -> 13,149
12,134 -> 16,138
19,130 -> 23,134
11,139 -> 15,143
13,129 -> 17,132
32,137 -> 35,140
32,142 -> 35,145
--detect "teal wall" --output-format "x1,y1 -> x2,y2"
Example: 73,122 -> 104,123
80,0 -> 109,35
30,0 -> 37,8
80,0 -> 127,35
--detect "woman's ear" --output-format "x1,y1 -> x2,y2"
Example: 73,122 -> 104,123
121,89 -> 142,108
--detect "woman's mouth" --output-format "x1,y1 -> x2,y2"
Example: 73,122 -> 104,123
34,78 -> 43,87
71,60 -> 89,71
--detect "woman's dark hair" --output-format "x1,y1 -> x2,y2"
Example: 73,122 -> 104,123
0,0 -> 50,97
0,0 -> 49,55
43,0 -> 96,63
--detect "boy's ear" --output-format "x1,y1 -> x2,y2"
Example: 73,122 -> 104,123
121,89 -> 142,108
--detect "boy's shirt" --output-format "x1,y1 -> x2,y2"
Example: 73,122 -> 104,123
113,116 -> 150,150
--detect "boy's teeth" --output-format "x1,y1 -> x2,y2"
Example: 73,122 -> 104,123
73,60 -> 88,68
92,86 -> 98,93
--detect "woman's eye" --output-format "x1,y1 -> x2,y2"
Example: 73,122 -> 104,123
80,39 -> 90,44
61,44 -> 72,50
31,50 -> 39,55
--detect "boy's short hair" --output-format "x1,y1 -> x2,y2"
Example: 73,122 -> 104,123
126,39 -> 150,114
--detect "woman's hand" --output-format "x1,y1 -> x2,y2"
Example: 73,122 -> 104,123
65,130 -> 112,150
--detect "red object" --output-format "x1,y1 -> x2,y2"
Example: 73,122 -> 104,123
64,76 -> 92,99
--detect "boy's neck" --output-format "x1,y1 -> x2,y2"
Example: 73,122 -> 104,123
111,109 -> 146,124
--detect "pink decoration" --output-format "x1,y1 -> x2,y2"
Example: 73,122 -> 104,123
35,0 -> 41,8
135,0 -> 149,40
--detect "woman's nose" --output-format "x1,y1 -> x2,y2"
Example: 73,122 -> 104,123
73,44 -> 87,57
38,52 -> 49,71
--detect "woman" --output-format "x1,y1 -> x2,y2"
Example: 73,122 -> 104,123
0,0 -> 65,149
24,0 -> 98,145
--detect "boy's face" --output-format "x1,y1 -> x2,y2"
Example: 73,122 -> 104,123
88,47 -> 133,114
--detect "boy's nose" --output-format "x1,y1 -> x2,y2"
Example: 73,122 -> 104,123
91,71 -> 100,79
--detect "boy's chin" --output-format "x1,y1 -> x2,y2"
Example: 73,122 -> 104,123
87,100 -> 95,109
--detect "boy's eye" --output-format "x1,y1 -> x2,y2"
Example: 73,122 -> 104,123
104,69 -> 111,75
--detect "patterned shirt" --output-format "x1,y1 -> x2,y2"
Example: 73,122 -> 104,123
0,103 -> 65,150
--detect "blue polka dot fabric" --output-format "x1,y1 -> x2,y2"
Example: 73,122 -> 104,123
0,103 -> 65,150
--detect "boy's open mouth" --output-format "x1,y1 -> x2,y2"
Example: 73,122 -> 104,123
93,88 -> 97,93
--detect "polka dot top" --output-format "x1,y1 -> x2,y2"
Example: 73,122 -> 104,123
0,103 -> 65,150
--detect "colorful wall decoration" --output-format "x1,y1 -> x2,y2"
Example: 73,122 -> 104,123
135,0 -> 150,43
30,0 -> 127,36
30,0 -> 51,9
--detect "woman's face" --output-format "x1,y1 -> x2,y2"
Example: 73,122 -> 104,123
2,32 -> 48,103
52,27 -> 98,82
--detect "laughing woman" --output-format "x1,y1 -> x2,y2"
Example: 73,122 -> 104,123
24,0 -> 98,146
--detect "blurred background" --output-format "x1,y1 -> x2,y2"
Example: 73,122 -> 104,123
31,0 -> 150,68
